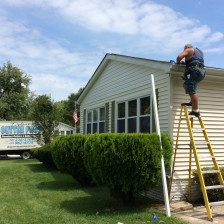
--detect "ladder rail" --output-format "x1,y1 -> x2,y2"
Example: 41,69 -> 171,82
188,116 -> 193,202
184,106 -> 213,220
198,116 -> 224,193
169,106 -> 183,201
170,104 -> 224,221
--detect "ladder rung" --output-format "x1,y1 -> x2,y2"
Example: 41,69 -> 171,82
195,141 -> 209,145
189,115 -> 200,119
202,170 -> 219,174
206,185 -> 224,190
198,155 -> 214,160
195,147 -> 209,149
209,201 -> 224,207
192,128 -> 204,132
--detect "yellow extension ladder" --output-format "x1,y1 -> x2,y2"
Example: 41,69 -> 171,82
169,104 -> 224,221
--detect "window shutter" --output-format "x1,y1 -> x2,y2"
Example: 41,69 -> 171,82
111,101 -> 115,133
83,109 -> 86,134
105,103 -> 109,133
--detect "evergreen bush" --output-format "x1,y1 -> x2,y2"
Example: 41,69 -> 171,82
83,133 -> 173,201
31,144 -> 57,169
161,133 -> 173,168
193,167 -> 224,202
51,135 -> 92,186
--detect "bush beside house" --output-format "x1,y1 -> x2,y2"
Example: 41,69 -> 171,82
31,144 -> 57,169
193,167 -> 224,202
51,135 -> 92,186
51,133 -> 173,201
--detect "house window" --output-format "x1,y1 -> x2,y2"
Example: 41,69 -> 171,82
117,102 -> 125,133
60,131 -> 65,135
140,96 -> 150,133
117,96 -> 150,133
86,107 -> 105,134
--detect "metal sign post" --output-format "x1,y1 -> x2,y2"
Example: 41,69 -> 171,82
150,74 -> 171,217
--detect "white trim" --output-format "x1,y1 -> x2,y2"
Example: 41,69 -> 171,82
84,103 -> 106,110
114,91 -> 151,103
125,101 -> 128,132
137,98 -> 140,133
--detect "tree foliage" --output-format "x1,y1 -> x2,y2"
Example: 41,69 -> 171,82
0,61 -> 31,120
56,88 -> 83,129
29,95 -> 59,144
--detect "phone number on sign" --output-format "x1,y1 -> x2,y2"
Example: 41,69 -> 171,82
10,138 -> 34,145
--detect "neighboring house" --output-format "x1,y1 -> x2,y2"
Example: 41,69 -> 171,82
76,53 -> 224,202
57,122 -> 77,135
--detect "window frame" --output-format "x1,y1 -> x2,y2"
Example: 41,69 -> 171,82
86,105 -> 106,134
115,94 -> 152,133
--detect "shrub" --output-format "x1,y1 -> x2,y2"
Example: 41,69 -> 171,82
161,133 -> 173,168
31,144 -> 57,169
193,167 -> 224,202
51,135 -> 92,186
83,133 -> 173,201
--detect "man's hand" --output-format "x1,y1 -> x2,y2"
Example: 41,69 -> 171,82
179,61 -> 185,64
176,47 -> 194,64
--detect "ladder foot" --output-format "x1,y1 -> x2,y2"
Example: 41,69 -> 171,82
208,218 -> 213,222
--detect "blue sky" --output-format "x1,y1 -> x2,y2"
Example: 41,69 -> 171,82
0,0 -> 223,101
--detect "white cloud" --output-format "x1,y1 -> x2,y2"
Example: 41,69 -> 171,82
0,10 -> 101,101
13,0 -> 222,51
31,73 -> 86,101
0,0 -> 223,100
2,0 -> 223,53
204,46 -> 224,53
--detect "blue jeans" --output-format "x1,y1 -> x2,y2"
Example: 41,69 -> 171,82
184,66 -> 206,94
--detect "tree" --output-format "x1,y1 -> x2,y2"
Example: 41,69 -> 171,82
0,61 -> 31,120
30,95 -> 59,144
56,88 -> 83,128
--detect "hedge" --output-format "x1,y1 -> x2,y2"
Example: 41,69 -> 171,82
193,167 -> 224,202
83,133 -> 173,201
51,135 -> 92,186
31,144 -> 57,169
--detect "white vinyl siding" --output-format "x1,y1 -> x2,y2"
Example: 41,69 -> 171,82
80,60 -> 170,135
170,77 -> 224,201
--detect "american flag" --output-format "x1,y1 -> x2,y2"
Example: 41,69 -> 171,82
73,105 -> 78,123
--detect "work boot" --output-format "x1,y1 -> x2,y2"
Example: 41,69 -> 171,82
189,111 -> 200,117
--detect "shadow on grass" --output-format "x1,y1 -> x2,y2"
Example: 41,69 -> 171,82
60,190 -> 153,217
26,161 -> 159,219
37,179 -> 82,191
26,162 -> 82,191
26,163 -> 57,173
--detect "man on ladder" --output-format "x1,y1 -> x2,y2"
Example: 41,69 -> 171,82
171,44 -> 224,221
176,44 -> 206,117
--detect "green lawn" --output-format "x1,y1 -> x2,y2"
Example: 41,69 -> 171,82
0,159 -> 187,224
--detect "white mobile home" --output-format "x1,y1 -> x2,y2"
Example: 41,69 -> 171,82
76,53 -> 224,202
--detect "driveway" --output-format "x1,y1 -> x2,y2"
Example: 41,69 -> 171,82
173,204 -> 224,224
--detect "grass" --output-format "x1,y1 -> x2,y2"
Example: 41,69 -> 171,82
0,159 -> 187,224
